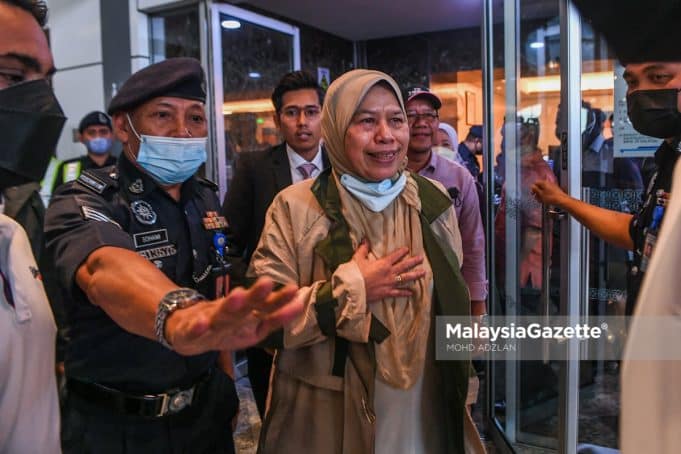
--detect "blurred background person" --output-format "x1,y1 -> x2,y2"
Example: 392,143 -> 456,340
52,110 -> 117,190
434,121 -> 463,164
458,124 -> 483,180
495,117 -> 555,304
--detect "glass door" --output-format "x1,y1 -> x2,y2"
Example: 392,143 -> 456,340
208,3 -> 300,199
485,0 -> 584,452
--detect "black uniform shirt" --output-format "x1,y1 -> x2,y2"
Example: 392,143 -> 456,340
627,139 -> 680,313
45,154 -> 224,394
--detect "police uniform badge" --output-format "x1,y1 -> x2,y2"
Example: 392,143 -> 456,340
129,178 -> 144,194
131,200 -> 157,225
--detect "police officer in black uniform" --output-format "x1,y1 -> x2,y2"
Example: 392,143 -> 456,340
531,4 -> 681,316
44,57 -> 303,454
52,110 -> 117,190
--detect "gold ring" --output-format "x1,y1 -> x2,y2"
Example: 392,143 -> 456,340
395,274 -> 403,284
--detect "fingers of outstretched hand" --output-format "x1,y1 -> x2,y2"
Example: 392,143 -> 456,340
254,293 -> 305,339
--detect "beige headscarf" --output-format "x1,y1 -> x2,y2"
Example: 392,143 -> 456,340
322,69 -> 433,390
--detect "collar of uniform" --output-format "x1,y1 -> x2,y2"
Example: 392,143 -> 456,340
118,153 -> 156,198
85,153 -> 117,168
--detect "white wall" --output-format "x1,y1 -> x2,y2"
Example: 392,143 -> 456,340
50,0 -> 104,160
129,0 -> 151,74
49,0 -> 155,160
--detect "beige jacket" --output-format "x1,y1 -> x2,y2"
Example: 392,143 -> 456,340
249,178 -> 464,454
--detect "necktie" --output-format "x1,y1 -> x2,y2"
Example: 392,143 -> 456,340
297,163 -> 317,180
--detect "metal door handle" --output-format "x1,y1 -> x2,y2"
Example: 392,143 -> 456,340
541,205 -> 552,364
547,208 -> 566,220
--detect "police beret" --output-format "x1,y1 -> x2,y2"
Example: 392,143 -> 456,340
78,111 -> 111,133
573,0 -> 681,64
108,57 -> 206,115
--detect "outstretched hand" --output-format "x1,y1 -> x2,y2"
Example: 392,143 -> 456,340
167,277 -> 303,355
352,240 -> 426,303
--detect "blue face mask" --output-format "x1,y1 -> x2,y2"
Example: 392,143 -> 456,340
127,114 -> 207,185
85,137 -> 112,155
339,172 -> 407,212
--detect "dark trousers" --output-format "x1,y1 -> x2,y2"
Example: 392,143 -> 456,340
61,370 -> 238,454
246,347 -> 273,417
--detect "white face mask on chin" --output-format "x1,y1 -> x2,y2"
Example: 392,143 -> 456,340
339,172 -> 407,212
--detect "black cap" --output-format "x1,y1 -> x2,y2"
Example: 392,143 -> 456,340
573,0 -> 681,64
404,86 -> 442,109
78,111 -> 112,133
469,125 -> 483,139
108,57 -> 207,115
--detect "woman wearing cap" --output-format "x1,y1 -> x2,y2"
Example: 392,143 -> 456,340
250,69 -> 478,453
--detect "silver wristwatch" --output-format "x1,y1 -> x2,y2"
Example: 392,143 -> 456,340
154,288 -> 205,349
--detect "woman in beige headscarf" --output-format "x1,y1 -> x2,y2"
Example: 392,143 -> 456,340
250,69 -> 477,453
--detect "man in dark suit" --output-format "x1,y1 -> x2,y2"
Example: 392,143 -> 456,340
222,70 -> 328,416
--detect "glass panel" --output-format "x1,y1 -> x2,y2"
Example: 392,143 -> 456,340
489,0 -> 507,435
492,0 -> 562,450
219,13 -> 294,186
576,20 -> 631,451
150,7 -> 200,62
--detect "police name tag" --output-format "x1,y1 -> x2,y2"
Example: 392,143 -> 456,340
133,229 -> 169,248
138,244 -> 177,260
77,173 -> 107,193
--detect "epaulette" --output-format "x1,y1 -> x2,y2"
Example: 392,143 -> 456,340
197,176 -> 219,192
76,165 -> 119,194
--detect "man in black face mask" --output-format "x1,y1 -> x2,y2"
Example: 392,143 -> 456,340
568,2 -> 681,453
0,0 -> 63,452
533,60 -> 681,315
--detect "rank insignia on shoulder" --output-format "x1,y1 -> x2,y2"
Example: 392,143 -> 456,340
81,205 -> 122,229
202,211 -> 228,230
77,172 -> 107,194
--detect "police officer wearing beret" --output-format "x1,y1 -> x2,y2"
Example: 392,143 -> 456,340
52,110 -> 117,190
45,57 -> 303,453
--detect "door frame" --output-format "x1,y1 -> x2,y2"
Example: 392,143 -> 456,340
206,1 -> 301,200
482,0 -> 584,452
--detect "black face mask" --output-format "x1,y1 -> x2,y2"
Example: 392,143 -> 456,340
627,88 -> 681,139
0,79 -> 66,189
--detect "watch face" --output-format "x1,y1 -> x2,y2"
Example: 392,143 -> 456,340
164,288 -> 203,308
170,289 -> 197,302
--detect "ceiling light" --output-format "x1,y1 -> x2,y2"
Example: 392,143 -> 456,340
530,41 -> 545,49
248,72 -> 261,79
221,19 -> 241,29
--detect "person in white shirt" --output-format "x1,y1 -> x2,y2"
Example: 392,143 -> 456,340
0,1 -> 63,451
